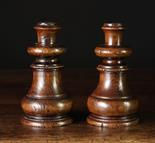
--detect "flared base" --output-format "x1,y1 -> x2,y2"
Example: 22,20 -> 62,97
87,114 -> 139,128
21,115 -> 72,128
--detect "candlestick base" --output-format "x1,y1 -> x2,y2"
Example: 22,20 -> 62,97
21,115 -> 72,128
87,114 -> 139,128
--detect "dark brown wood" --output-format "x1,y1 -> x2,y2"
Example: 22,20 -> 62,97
87,23 -> 139,128
0,69 -> 155,142
21,22 -> 72,128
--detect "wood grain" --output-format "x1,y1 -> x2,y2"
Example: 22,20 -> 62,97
22,22 -> 73,128
87,23 -> 138,127
0,69 -> 155,142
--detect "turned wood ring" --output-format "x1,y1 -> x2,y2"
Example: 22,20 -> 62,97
95,47 -> 132,58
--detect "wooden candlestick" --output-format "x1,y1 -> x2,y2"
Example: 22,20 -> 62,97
87,23 -> 139,128
21,22 -> 72,127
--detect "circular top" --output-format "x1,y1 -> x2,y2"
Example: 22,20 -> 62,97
34,22 -> 61,47
34,22 -> 61,30
101,23 -> 124,46
102,23 -> 124,30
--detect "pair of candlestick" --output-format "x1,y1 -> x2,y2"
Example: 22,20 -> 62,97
21,22 -> 139,128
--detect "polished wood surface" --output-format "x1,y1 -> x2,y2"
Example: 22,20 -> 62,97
21,22 -> 72,128
87,23 -> 138,127
0,69 -> 155,142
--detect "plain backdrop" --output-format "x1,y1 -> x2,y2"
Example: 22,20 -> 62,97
0,0 -> 155,69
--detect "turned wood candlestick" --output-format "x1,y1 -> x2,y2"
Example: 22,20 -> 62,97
87,23 -> 139,128
21,22 -> 72,127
